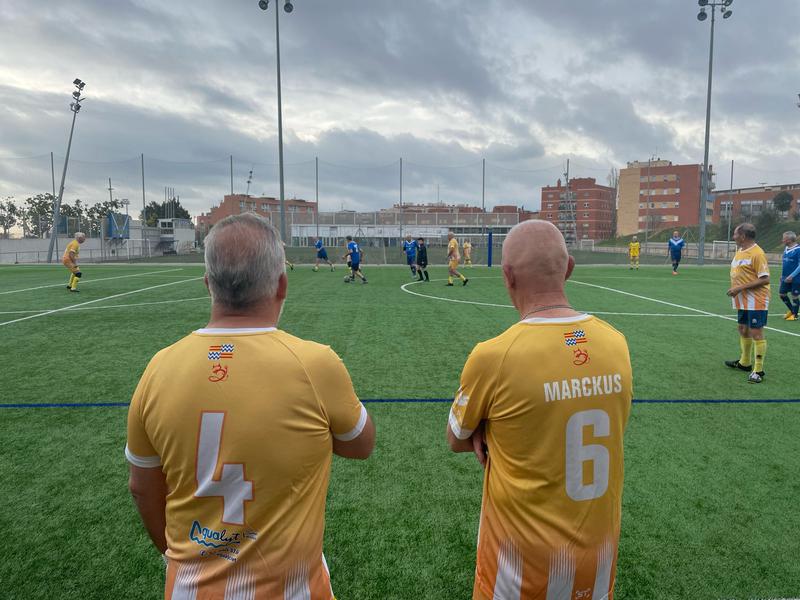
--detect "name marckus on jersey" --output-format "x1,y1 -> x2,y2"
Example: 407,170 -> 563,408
544,373 -> 623,403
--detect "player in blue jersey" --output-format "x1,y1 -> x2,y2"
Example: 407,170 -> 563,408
779,231 -> 800,320
402,235 -> 418,278
313,237 -> 335,271
343,235 -> 367,284
668,230 -> 686,275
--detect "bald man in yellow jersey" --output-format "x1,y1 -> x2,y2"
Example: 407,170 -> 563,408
448,220 -> 632,600
724,223 -> 771,383
447,231 -> 469,286
126,213 -> 375,599
62,232 -> 86,292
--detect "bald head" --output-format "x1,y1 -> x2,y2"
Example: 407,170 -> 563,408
502,220 -> 572,297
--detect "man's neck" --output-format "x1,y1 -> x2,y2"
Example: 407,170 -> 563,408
205,303 -> 281,330
740,240 -> 757,250
515,292 -> 581,320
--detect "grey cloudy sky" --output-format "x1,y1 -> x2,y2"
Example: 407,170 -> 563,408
1,0 -> 799,217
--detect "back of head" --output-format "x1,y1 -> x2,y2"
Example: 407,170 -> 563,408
204,213 -> 285,310
502,220 -> 569,292
738,223 -> 756,240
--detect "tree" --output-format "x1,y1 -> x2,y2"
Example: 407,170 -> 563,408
21,193 -> 56,238
772,191 -> 793,215
756,207 -> 779,231
140,198 -> 191,226
85,199 -> 123,236
0,197 -> 19,238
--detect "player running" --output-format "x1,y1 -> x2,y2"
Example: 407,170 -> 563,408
446,231 -> 468,287
448,220 -> 632,600
402,234 -> 418,278
343,235 -> 367,284
725,223 -> 770,383
628,236 -> 640,270
63,232 -> 86,293
415,237 -> 430,282
668,230 -> 686,275
462,239 -> 473,266
313,237 -> 334,271
778,231 -> 800,320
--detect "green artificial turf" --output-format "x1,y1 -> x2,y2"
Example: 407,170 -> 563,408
1,263 -> 799,599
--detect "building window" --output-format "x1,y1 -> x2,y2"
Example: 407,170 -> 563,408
583,212 -> 590,217
546,213 -> 552,219
240,201 -> 245,209
547,203 -> 553,209
584,192 -> 590,197
639,203 -> 644,209
674,202 -> 680,208
661,203 -> 668,209
582,223 -> 589,227
583,202 -> 590,208
548,194 -> 554,199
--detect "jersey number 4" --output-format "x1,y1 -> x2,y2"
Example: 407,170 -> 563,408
565,409 -> 610,502
195,412 -> 254,525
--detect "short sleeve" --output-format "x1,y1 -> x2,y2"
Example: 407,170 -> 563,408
125,373 -> 161,468
754,252 -> 770,278
312,348 -> 367,442
448,346 -> 496,440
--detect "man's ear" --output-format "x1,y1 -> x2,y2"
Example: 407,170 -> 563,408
565,255 -> 575,281
204,273 -> 211,296
502,263 -> 514,290
276,272 -> 288,301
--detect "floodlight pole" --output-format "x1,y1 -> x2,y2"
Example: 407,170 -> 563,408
47,81 -> 84,263
275,4 -> 287,244
697,0 -> 732,265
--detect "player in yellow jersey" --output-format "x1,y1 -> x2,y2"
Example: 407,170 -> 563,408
62,232 -> 86,292
725,223 -> 771,383
447,231 -> 469,286
281,241 -> 294,270
126,214 -> 375,599
448,220 -> 632,600
463,239 -> 473,266
628,236 -> 640,270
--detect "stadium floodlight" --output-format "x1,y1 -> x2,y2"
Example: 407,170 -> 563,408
47,78 -> 86,263
695,2 -> 733,266
255,0 -> 297,244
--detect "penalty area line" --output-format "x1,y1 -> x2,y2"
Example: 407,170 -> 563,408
0,277 -> 203,327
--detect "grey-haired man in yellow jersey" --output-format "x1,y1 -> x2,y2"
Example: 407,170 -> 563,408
62,231 -> 86,292
447,220 -> 632,600
126,213 -> 375,599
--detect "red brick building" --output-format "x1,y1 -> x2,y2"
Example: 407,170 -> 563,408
196,194 -> 317,238
713,183 -> 800,222
540,177 -> 615,241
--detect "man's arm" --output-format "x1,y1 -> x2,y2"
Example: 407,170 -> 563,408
447,420 -> 487,467
727,275 -> 770,296
333,413 -> 375,459
129,464 -> 168,554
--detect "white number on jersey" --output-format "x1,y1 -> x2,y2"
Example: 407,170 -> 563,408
195,412 -> 254,524
565,409 -> 610,502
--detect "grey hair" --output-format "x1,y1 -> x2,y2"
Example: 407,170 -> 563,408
784,231 -> 797,242
75,232 -> 86,239
204,213 -> 285,309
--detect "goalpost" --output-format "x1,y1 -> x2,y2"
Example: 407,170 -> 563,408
579,239 -> 595,251
712,240 -> 736,260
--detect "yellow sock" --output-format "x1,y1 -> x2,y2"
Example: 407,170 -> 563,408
71,276 -> 78,290
753,339 -> 767,372
458,273 -> 466,281
739,337 -> 753,366
68,275 -> 74,288
448,276 -> 453,284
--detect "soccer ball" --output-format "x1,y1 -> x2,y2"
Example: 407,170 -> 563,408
343,275 -> 352,283
313,266 -> 319,272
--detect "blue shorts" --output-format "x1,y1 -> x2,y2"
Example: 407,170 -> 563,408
406,255 -> 416,265
779,279 -> 800,296
317,249 -> 328,260
670,254 -> 682,263
737,310 -> 768,329
350,262 -> 360,272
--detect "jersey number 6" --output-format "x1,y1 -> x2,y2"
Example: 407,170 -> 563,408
565,409 -> 610,502
195,412 -> 254,525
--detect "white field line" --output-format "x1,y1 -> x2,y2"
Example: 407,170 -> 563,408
0,277 -> 203,327
0,268 -> 185,295
0,295 -> 209,315
569,280 -> 800,339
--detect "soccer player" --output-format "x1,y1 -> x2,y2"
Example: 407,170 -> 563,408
281,241 -> 294,271
62,231 -> 86,293
447,220 -> 632,600
668,230 -> 686,275
725,223 -> 770,383
313,237 -> 334,271
779,231 -> 800,320
415,237 -> 430,282
125,213 -> 375,599
343,235 -> 367,284
447,231 -> 469,287
463,239 -> 473,266
402,234 -> 418,278
628,236 -> 640,270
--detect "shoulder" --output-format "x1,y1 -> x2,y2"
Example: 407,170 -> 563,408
586,316 -> 629,345
273,331 -> 341,368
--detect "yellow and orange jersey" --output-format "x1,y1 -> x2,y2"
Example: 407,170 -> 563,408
126,327 -> 367,600
62,239 -> 80,262
449,315 -> 632,600
628,241 -> 640,257
448,238 -> 460,260
730,244 -> 771,310
463,241 -> 472,255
